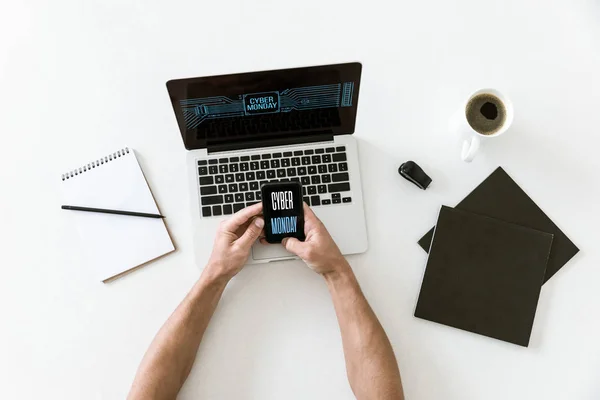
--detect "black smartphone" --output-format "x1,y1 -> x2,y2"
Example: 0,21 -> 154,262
261,182 -> 305,243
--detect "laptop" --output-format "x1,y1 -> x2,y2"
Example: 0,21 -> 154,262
166,62 -> 368,266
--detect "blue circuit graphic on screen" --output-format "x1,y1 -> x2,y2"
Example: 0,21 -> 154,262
180,82 -> 355,130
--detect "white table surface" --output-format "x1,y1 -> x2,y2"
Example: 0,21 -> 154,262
2,0 -> 600,398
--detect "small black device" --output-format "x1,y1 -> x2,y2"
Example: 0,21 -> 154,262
261,182 -> 305,243
398,161 -> 432,190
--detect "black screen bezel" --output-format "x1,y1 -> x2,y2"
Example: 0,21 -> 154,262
166,62 -> 362,152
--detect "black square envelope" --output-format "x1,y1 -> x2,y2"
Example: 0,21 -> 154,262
414,206 -> 553,347
418,167 -> 579,283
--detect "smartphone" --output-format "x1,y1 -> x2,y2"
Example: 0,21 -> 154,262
261,182 -> 305,243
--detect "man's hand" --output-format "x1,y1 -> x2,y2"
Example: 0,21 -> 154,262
206,202 -> 264,281
267,203 -> 348,276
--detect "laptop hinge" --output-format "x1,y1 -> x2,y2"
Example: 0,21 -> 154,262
206,134 -> 334,154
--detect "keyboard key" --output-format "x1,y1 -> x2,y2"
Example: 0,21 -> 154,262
251,155 -> 261,160
225,194 -> 234,203
198,167 -> 208,175
260,180 -> 268,186
281,159 -> 291,167
333,197 -> 341,204
311,196 -> 321,206
283,151 -> 292,157
219,165 -> 228,174
246,201 -> 259,207
270,159 -> 280,168
277,169 -> 286,178
255,191 -> 262,200
329,183 -> 350,193
201,186 -> 218,195
202,206 -> 211,217
250,181 -> 259,190
339,162 -> 348,171
267,170 -> 276,179
201,195 -> 223,206
218,185 -> 228,194
241,156 -> 250,161
301,156 -> 311,165
223,204 -> 233,214
240,162 -> 249,171
212,205 -> 223,216
302,187 -> 307,196
261,154 -> 271,159
245,192 -> 255,201
322,174 -> 331,183
315,148 -> 325,154
318,165 -> 327,174
304,196 -> 310,205
292,157 -> 301,166
312,155 -> 321,164
301,176 -> 310,185
250,161 -> 259,170
332,172 -> 349,182
239,183 -> 248,191
311,175 -> 321,184
308,166 -> 317,175
198,160 -> 208,166
219,157 -> 229,163
328,164 -> 338,173
322,154 -> 332,163
326,147 -> 335,153
229,183 -> 238,192
305,149 -> 314,155
287,168 -> 297,177
294,150 -> 303,156
235,193 -> 244,202
308,186 -> 317,195
318,185 -> 327,194
209,166 -> 218,174
260,160 -> 269,169
208,159 -> 218,165
235,173 -> 245,182
215,175 -> 225,184
291,177 -> 300,182
333,153 -> 347,162
199,176 -> 213,185
257,170 -> 266,179
230,157 -> 240,162
230,164 -> 239,172
332,193 -> 341,200
298,167 -> 307,175
246,172 -> 255,181
273,152 -> 282,158
343,197 -> 352,203
336,146 -> 346,152
225,174 -> 234,183
233,203 -> 245,213
322,199 -> 331,205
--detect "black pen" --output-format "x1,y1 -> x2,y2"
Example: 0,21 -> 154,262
61,205 -> 165,219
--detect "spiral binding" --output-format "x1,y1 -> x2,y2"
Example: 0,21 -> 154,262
61,148 -> 130,181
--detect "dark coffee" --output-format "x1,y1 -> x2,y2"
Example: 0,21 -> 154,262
465,93 -> 506,135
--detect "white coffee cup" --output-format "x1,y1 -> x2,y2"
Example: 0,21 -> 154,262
453,88 -> 514,162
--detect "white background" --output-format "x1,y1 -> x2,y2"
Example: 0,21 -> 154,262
1,0 -> 600,399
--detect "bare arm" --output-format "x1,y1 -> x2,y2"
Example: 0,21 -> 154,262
128,203 -> 265,400
278,204 -> 404,400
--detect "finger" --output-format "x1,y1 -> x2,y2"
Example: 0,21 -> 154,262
222,203 -> 263,233
303,202 -> 320,222
235,217 -> 265,250
259,238 -> 269,245
282,237 -> 307,256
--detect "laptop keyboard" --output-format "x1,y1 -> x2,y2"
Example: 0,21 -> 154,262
197,146 -> 352,217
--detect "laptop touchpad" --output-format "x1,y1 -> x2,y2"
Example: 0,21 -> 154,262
252,242 -> 295,260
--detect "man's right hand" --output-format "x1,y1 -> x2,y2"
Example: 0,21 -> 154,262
264,203 -> 349,276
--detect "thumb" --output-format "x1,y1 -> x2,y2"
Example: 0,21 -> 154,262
282,237 -> 307,256
236,217 -> 264,250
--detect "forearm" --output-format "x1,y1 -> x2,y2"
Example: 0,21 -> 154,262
128,268 -> 228,400
325,261 -> 404,400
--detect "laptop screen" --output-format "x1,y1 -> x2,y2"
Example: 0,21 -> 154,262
167,63 -> 362,151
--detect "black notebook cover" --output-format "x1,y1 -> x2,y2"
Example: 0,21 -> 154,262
418,167 -> 579,282
415,206 -> 553,347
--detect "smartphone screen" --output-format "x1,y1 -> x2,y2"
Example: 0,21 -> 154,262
261,182 -> 305,243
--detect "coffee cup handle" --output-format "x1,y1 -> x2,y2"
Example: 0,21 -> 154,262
461,136 -> 480,162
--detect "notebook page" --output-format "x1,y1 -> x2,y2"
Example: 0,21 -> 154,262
61,149 -> 174,281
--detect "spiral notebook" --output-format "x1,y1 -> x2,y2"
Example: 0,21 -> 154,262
61,147 -> 175,282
